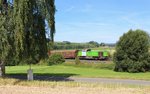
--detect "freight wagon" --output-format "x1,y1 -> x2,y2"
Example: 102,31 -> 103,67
49,50 -> 77,59
49,49 -> 109,60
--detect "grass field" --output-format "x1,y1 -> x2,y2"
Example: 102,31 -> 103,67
3,64 -> 150,94
6,64 -> 150,80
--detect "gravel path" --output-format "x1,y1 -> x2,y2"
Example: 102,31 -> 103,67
69,77 -> 150,86
7,74 -> 150,86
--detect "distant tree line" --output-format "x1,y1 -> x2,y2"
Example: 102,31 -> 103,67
49,41 -> 115,50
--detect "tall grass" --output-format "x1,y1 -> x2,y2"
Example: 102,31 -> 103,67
0,77 -> 148,88
0,78 -> 149,94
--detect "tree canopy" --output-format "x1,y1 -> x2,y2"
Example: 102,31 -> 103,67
0,0 -> 56,76
113,29 -> 150,73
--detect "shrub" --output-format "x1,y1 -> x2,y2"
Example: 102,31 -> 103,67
113,29 -> 150,73
75,56 -> 81,65
47,53 -> 65,65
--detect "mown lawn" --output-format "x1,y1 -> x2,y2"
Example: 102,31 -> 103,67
5,64 -> 150,80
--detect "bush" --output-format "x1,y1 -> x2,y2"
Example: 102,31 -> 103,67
47,54 -> 65,65
113,29 -> 150,73
75,56 -> 81,65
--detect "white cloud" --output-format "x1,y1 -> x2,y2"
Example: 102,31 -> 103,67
62,4 -> 94,13
65,6 -> 75,12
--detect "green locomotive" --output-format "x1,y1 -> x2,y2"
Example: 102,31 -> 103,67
77,49 -> 109,60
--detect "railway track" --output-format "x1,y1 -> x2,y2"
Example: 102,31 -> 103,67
65,59 -> 111,63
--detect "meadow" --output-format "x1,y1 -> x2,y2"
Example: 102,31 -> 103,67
2,62 -> 150,94
6,63 -> 150,80
2,63 -> 150,94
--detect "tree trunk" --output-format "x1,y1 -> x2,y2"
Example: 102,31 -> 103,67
0,60 -> 5,77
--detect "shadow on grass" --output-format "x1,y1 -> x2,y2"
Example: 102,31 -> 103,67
6,73 -> 78,81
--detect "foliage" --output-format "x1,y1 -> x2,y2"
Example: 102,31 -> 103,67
0,0 -> 15,75
47,54 -> 65,65
114,29 -> 150,73
0,0 -> 13,61
88,41 -> 99,47
13,0 -> 52,64
100,42 -> 105,46
52,42 -> 116,50
0,15 -> 10,61
74,50 -> 80,65
75,54 -> 80,65
1,0 -> 55,63
0,0 -> 56,75
52,41 -> 98,50
75,56 -> 81,65
5,59 -> 19,66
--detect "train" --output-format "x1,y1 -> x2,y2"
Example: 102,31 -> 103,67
48,49 -> 110,60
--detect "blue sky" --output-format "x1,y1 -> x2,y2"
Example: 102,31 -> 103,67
55,0 -> 150,43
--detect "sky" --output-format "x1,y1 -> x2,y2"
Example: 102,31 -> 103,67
54,0 -> 150,43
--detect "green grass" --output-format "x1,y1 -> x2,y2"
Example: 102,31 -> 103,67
6,64 -> 150,80
63,62 -> 114,70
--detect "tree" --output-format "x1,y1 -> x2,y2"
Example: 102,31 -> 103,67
13,0 -> 56,63
0,0 -> 56,76
88,41 -> 99,47
100,42 -> 105,46
113,29 -> 150,73
13,0 -> 48,63
0,0 -> 14,76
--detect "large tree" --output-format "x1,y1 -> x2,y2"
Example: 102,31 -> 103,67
114,29 -> 150,73
0,0 -> 14,76
0,0 -> 56,76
